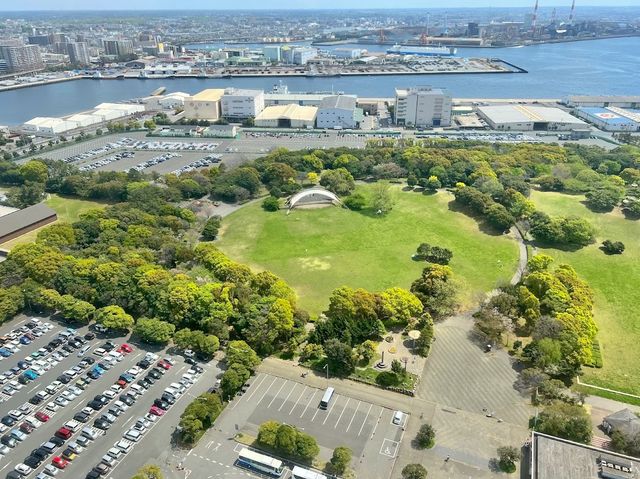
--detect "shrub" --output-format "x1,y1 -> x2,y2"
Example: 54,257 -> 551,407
402,463 -> 428,479
415,423 -> 436,449
497,445 -> 520,474
600,239 -> 625,255
262,196 -> 280,211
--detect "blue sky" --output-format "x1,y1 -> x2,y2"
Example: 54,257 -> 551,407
3,0 -> 640,10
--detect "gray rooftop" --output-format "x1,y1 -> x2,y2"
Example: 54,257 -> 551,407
532,432 -> 640,479
0,203 -> 57,239
319,95 -> 357,111
605,409 -> 640,437
567,95 -> 640,103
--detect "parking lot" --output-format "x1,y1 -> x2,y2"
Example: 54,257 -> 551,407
0,315 -> 216,479
176,373 -> 405,479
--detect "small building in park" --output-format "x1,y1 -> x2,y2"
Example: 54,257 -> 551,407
285,188 -> 342,210
0,203 -> 57,244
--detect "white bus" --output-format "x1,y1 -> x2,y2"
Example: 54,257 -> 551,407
319,387 -> 334,409
292,465 -> 328,479
237,448 -> 284,477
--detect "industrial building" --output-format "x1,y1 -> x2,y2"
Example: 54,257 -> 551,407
254,104 -> 318,128
262,45 -> 281,62
66,114 -> 102,128
183,89 -> 225,121
0,44 -> 44,73
281,46 -> 318,65
575,107 -> 640,132
476,104 -> 588,131
395,86 -> 452,127
316,95 -> 362,129
565,95 -> 640,109
221,88 -> 265,120
22,117 -> 80,135
530,431 -> 639,479
94,103 -> 145,116
0,203 -> 57,245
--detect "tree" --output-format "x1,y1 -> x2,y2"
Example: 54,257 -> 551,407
226,340 -> 260,370
324,339 -> 355,376
94,305 -> 134,331
134,317 -> 176,344
202,216 -> 222,240
485,203 -> 516,231
378,287 -> 422,325
58,295 -> 95,323
344,193 -> 366,211
533,402 -> 592,444
415,315 -> 434,357
19,160 -> 48,183
601,240 -> 625,255
585,183 -> 625,212
257,420 -> 280,448
319,168 -> 354,195
295,431 -> 320,460
497,446 -> 520,473
275,424 -> 297,455
415,423 -> 436,449
402,463 -> 428,479
414,243 -> 453,265
0,286 -> 25,325
306,172 -> 319,185
262,196 -> 280,211
131,464 -> 164,479
356,340 -> 377,364
220,362 -> 250,400
410,264 -> 458,319
425,175 -> 441,191
370,182 -> 395,214
36,223 -> 76,248
143,120 -> 157,131
330,446 -> 352,475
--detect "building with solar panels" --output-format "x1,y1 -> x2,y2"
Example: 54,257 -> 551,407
575,107 -> 640,132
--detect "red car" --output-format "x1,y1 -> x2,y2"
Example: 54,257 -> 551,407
52,456 -> 69,469
157,360 -> 171,370
35,411 -> 50,422
20,422 -> 34,434
149,405 -> 165,416
116,379 -> 127,389
118,344 -> 133,354
55,427 -> 72,439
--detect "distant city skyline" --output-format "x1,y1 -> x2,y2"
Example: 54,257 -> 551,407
2,0 -> 640,11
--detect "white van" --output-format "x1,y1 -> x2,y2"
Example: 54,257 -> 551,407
392,411 -> 405,426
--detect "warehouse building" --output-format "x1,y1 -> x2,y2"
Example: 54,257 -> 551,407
67,114 -> 102,128
565,95 -> 640,109
476,105 -> 588,131
94,103 -> 145,116
183,89 -> 225,121
254,104 -> 318,128
22,117 -> 80,135
316,95 -> 362,129
0,203 -> 57,245
530,431 -> 639,479
395,86 -> 452,127
575,107 -> 640,132
221,88 -> 265,120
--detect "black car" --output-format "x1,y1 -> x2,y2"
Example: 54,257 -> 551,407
161,393 -> 176,405
184,357 -> 196,365
102,341 -> 115,352
86,470 -> 101,479
144,375 -> 156,384
31,447 -> 49,460
94,394 -> 108,405
97,362 -> 110,371
47,341 -> 58,350
62,344 -> 74,353
153,399 -> 169,410
50,436 -> 65,447
88,370 -> 100,380
58,374 -> 72,384
93,418 -> 110,430
29,395 -> 43,405
24,455 -> 42,468
120,394 -> 135,406
84,332 -> 96,340
25,322 -> 36,330
18,375 -> 29,385
84,357 -> 95,365
43,344 -> 54,352
1,416 -> 16,427
51,338 -> 63,347
191,365 -> 204,374
137,379 -> 151,389
136,359 -> 151,369
74,411 -> 90,423
88,400 -> 103,411
150,368 -> 163,377
1,434 -> 16,447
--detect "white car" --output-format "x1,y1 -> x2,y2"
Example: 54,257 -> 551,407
123,429 -> 141,442
43,464 -> 59,476
107,447 -> 123,459
14,463 -> 33,475
8,409 -> 24,420
103,390 -> 117,400
113,400 -> 128,412
54,396 -> 69,407
24,416 -> 42,428
93,348 -> 106,356
101,454 -> 116,466
0,444 -> 10,455
46,401 -> 60,412
115,439 -> 133,453
61,390 -> 76,401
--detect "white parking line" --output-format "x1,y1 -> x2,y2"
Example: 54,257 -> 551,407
358,403 -> 374,437
300,390 -> 319,419
289,385 -> 307,415
256,377 -> 278,406
266,379 -> 287,408
345,400 -> 361,433
244,373 -> 267,402
370,407 -> 384,440
321,396 -> 339,425
334,397 -> 350,428
278,382 -> 297,411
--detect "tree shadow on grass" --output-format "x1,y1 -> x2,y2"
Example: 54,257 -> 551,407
446,200 -> 507,237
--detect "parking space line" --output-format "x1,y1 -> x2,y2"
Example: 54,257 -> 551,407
266,379 -> 287,408
322,395 -> 340,425
244,373 -> 267,402
334,397 -> 350,428
277,382 -> 297,411
300,390 -> 319,418
358,403 -> 374,437
289,385 -> 307,415
345,400 -> 361,433
370,407 -> 384,440
256,376 -> 278,406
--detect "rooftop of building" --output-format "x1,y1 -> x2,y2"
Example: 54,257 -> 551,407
531,432 -> 640,479
577,107 -> 638,125
395,86 -> 449,97
604,409 -> 640,437
0,203 -> 57,240
189,89 -> 225,102
567,95 -> 640,103
256,104 -> 318,122
478,104 -> 587,125
319,95 -> 357,110
222,87 -> 264,97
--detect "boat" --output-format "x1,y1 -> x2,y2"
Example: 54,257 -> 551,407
386,44 -> 457,57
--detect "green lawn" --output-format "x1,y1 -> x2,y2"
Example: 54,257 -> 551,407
217,184 -> 519,316
530,191 -> 640,395
1,194 -> 107,250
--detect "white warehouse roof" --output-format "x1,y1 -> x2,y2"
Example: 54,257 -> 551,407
94,102 -> 145,113
478,105 -> 587,126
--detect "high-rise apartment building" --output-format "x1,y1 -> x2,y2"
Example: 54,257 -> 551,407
67,42 -> 91,65
0,44 -> 44,74
102,39 -> 134,57
394,86 -> 452,127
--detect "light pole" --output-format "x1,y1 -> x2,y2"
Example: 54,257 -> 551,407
323,363 -> 329,382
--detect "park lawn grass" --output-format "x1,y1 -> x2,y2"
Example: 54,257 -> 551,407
530,190 -> 640,395
1,194 -> 107,250
217,184 -> 519,316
